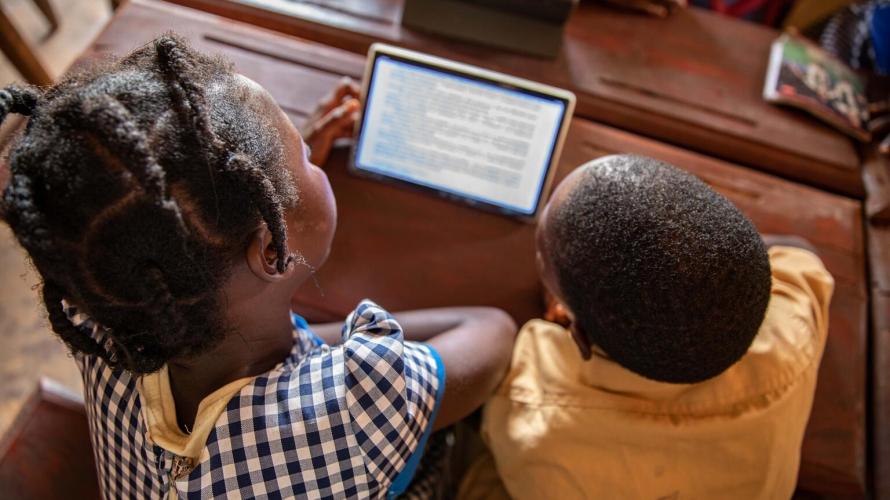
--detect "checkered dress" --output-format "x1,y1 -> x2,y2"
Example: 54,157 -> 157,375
76,300 -> 445,499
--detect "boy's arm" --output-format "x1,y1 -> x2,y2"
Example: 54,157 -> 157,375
308,321 -> 346,346
312,307 -> 518,430
420,307 -> 517,430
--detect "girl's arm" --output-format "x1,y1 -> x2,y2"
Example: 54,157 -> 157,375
308,321 -> 347,345
310,307 -> 518,430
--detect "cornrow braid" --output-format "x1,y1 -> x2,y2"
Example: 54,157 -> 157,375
0,84 -> 39,121
155,35 -> 293,272
61,94 -> 175,207
2,173 -> 53,259
42,281 -> 112,363
0,34 -> 295,374
155,36 -> 225,153
221,153 -> 292,272
0,85 -> 41,224
143,266 -> 186,343
105,266 -> 185,374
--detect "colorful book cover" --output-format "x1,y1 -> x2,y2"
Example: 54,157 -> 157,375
763,32 -> 870,141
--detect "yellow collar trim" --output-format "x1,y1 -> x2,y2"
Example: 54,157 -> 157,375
139,365 -> 253,461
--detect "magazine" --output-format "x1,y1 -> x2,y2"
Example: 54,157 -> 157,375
763,32 -> 871,142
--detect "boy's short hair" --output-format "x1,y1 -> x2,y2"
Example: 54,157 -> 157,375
547,155 -> 771,383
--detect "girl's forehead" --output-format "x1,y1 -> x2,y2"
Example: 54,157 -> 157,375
233,73 -> 265,93
231,74 -> 277,108
229,73 -> 298,138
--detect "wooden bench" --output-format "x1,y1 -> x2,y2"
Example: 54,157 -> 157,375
867,220 -> 890,499
0,379 -> 99,500
73,0 -> 871,495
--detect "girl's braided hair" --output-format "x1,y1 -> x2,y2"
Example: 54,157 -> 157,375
0,34 -> 299,374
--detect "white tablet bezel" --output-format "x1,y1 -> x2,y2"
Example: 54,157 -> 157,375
349,43 -> 576,222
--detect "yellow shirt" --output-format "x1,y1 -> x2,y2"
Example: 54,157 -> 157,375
460,247 -> 834,500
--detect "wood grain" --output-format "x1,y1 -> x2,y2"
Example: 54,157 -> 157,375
0,5 -> 53,86
868,227 -> 890,499
162,0 -> 863,197
82,0 -> 870,494
863,146 -> 890,221
0,379 -> 99,500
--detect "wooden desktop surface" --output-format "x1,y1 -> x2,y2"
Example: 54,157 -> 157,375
84,0 -> 867,495
163,0 -> 863,199
868,222 -> 890,499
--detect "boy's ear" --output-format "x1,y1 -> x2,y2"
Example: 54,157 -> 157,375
570,323 -> 593,361
246,226 -> 295,282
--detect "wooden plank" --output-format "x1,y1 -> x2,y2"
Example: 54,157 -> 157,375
872,295 -> 890,500
863,147 -> 890,222
86,0 -> 868,494
161,0 -> 863,197
0,379 -> 99,500
0,4 -> 53,86
868,223 -> 890,500
32,0 -> 60,33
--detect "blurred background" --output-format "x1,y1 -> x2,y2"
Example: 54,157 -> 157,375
0,0 -> 109,436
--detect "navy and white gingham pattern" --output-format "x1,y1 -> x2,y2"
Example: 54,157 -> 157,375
76,300 -> 443,499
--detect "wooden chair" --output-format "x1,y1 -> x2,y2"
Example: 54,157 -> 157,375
0,0 -> 57,85
0,378 -> 99,499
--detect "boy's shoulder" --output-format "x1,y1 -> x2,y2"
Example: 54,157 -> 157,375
493,319 -> 587,403
497,246 -> 834,416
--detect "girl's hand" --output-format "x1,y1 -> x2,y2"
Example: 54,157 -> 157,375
301,77 -> 361,166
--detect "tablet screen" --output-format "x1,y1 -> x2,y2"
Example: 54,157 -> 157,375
354,53 -> 569,216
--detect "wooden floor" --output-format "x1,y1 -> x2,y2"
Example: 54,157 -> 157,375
0,0 -> 110,436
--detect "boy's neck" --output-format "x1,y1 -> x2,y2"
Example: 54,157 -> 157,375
166,308 -> 295,431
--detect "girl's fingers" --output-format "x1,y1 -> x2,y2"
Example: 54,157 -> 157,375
313,99 -> 360,137
338,119 -> 358,139
336,77 -> 361,100
316,78 -> 361,115
305,100 -> 360,165
329,122 -> 355,143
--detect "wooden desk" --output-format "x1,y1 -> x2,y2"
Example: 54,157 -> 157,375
868,223 -> 890,500
0,379 -> 99,500
85,0 -> 868,495
163,0 -> 863,198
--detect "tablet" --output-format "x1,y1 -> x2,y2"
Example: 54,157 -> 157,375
351,44 -> 576,221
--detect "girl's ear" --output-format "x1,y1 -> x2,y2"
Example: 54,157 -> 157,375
246,226 -> 295,282
570,323 -> 593,361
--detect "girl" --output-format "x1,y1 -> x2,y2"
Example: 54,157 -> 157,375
0,35 -> 516,498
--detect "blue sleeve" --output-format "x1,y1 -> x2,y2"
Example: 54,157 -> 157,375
290,312 -> 324,346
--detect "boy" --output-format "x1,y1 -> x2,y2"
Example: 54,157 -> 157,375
460,154 -> 834,499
